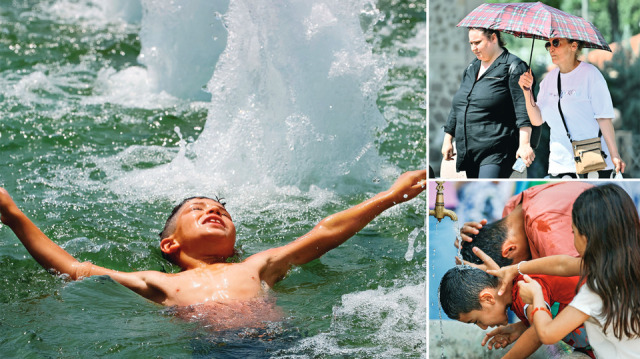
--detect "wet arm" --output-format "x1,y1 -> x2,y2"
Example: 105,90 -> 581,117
501,326 -> 542,359
0,188 -> 82,278
254,170 -> 426,286
75,263 -> 168,303
0,188 -> 166,303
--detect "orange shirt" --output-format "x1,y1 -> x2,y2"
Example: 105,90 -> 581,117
502,182 -> 594,259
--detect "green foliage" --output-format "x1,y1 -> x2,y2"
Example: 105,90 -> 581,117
563,0 -> 640,43
602,50 -> 640,133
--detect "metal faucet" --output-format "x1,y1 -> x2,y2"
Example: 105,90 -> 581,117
429,181 -> 458,223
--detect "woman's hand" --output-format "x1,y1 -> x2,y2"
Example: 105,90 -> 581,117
612,156 -> 626,174
516,144 -> 535,167
441,133 -> 455,161
518,71 -> 534,93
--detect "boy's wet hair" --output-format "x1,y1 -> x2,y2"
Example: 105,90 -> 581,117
460,218 -> 513,268
439,266 -> 499,320
159,196 -> 226,264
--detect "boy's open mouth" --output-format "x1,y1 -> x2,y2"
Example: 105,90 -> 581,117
202,215 -> 225,227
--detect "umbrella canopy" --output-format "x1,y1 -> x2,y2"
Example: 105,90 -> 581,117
457,1 -> 611,52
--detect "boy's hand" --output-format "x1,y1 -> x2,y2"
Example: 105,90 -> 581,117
456,219 -> 487,248
481,321 -> 527,350
517,275 -> 542,305
388,170 -> 426,203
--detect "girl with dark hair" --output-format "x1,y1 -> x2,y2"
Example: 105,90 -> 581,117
483,184 -> 640,358
442,27 -> 535,178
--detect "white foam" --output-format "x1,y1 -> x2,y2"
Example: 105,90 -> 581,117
36,0 -> 141,27
279,283 -> 426,358
107,0 -> 392,201
404,227 -> 424,261
82,66 -> 181,109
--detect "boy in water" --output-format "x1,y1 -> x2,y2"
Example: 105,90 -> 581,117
0,170 -> 425,312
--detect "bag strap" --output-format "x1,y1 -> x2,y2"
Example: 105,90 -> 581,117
556,72 -> 601,143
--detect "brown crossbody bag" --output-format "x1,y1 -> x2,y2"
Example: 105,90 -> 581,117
556,72 -> 607,174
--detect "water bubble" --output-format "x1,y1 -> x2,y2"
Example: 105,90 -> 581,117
403,194 -> 408,199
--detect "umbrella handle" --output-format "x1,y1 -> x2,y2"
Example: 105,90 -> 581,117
528,38 -> 535,68
523,38 -> 535,92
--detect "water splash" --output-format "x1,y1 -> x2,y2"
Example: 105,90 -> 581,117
455,221 -> 462,261
103,0 -> 393,203
277,282 -> 426,357
404,227 -> 422,261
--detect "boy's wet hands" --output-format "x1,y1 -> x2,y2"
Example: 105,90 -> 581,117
389,170 -> 426,203
457,219 -> 487,246
481,322 -> 526,350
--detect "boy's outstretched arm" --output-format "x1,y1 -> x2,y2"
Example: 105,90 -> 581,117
250,170 -> 426,286
0,188 -> 167,303
0,187 -> 81,277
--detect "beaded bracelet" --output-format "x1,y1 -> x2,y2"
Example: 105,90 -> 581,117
530,306 -> 552,320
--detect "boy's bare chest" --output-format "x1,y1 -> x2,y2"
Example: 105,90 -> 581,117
162,264 -> 266,306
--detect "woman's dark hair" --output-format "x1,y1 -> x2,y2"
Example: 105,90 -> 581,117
572,184 -> 640,339
468,27 -> 507,48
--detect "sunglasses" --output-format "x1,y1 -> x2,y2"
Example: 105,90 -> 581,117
545,39 -> 561,51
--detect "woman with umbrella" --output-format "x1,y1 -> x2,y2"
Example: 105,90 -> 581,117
519,38 -> 626,178
442,27 -> 535,178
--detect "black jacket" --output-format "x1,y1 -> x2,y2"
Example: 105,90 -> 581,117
444,50 -> 532,172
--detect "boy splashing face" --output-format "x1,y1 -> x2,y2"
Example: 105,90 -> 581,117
0,170 -> 426,329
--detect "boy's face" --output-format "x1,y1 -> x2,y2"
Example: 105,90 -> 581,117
457,293 -> 509,330
172,198 -> 237,258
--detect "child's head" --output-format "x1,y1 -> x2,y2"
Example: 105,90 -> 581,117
439,266 -> 510,330
159,196 -> 237,268
460,218 -> 515,267
572,184 -> 640,339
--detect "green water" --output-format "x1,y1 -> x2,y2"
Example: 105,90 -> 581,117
0,0 -> 425,357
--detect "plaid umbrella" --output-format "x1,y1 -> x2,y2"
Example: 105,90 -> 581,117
457,1 -> 611,56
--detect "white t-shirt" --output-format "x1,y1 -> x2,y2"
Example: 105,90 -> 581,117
536,62 -> 615,174
570,284 -> 640,358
